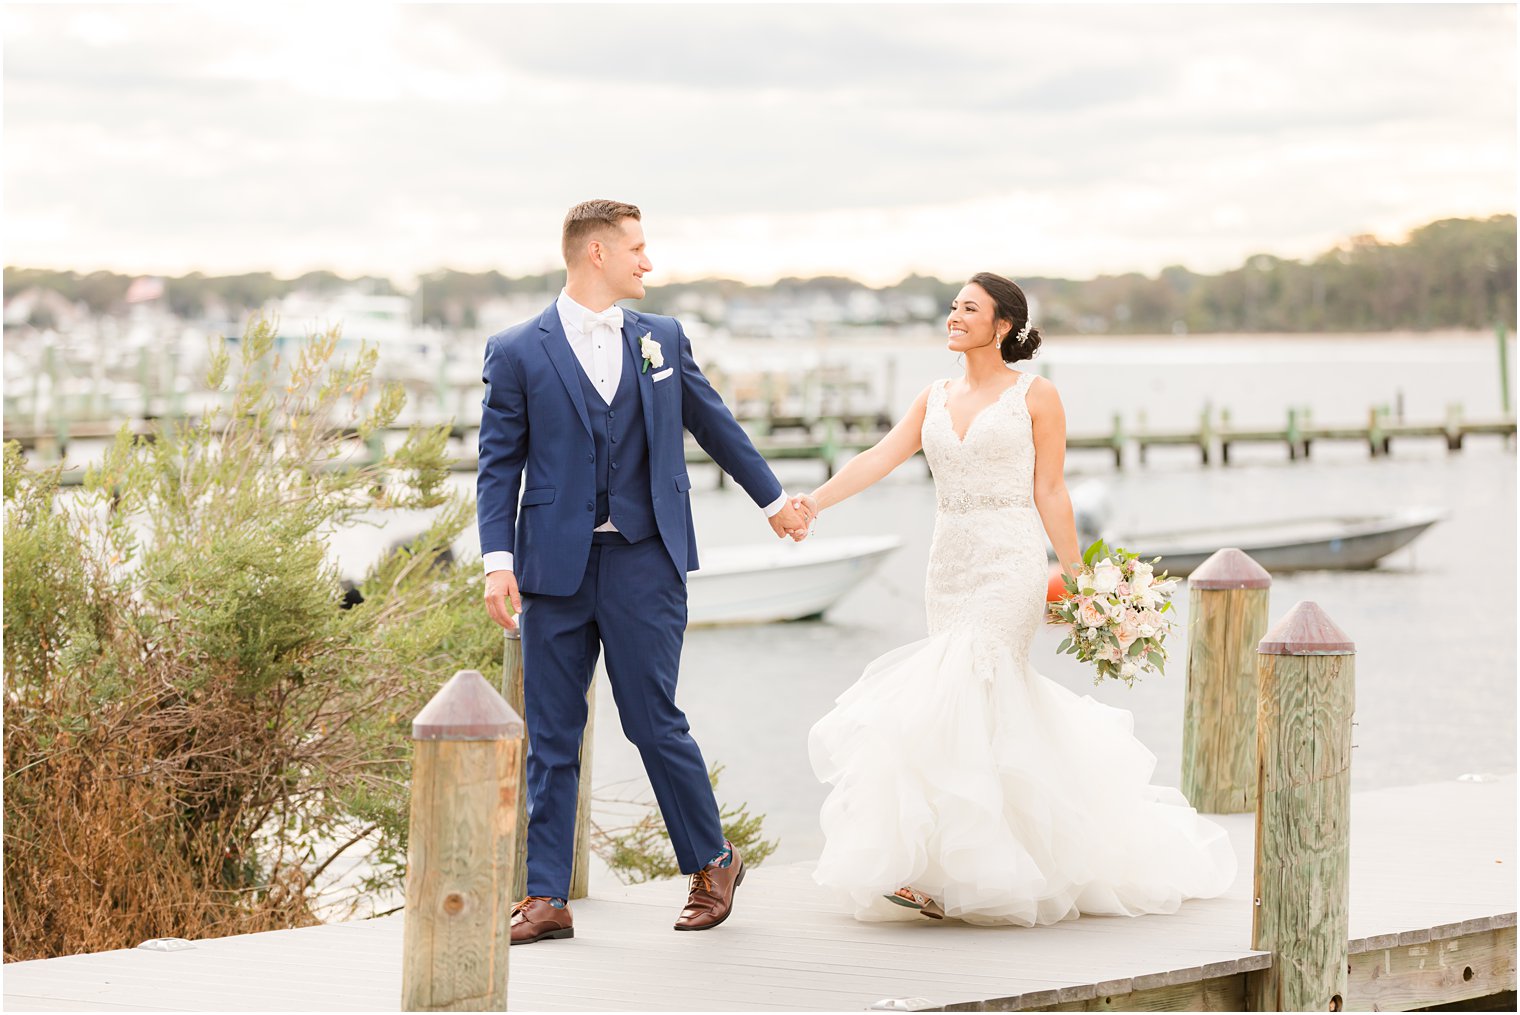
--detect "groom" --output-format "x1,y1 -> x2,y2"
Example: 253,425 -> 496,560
478,200 -> 809,944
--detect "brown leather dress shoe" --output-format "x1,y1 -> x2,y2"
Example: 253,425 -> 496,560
673,850 -> 745,931
510,896 -> 574,945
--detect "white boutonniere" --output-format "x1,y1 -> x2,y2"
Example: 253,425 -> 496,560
639,333 -> 664,374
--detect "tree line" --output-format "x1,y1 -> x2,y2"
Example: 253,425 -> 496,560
5,214 -> 1514,334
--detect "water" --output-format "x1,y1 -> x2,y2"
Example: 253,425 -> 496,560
646,440 -> 1515,864
697,328 -> 1517,432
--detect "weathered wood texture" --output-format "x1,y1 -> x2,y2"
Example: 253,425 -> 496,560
1182,549 -> 1273,814
1347,925 -> 1516,1012
501,629 -> 596,902
570,679 -> 596,901
1011,973 -> 1248,1011
1249,603 -> 1356,1013
401,671 -> 523,1012
501,631 -> 531,903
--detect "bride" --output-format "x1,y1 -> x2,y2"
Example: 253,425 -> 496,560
794,272 -> 1236,925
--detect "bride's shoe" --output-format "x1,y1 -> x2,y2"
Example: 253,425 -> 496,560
884,886 -> 945,920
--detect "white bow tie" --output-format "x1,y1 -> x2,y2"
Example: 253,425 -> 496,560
582,307 -> 623,334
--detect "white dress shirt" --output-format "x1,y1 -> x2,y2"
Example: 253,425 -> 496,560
482,291 -> 789,575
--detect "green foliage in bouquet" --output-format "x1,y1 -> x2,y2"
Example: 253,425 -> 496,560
1048,539 -> 1179,687
2,319 -> 503,960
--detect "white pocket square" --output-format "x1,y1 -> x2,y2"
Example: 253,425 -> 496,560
651,367 -> 673,382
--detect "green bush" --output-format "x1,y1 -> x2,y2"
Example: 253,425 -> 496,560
3,319 -> 500,959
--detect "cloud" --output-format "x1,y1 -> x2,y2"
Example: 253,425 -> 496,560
3,3 -> 1513,283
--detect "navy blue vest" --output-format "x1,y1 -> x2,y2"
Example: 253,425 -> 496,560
576,347 -> 657,543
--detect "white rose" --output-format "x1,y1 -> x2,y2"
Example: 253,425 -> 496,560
1098,641 -> 1124,663
1091,560 -> 1122,595
1130,561 -> 1154,590
1077,569 -> 1096,594
640,333 -> 664,369
1120,659 -> 1139,680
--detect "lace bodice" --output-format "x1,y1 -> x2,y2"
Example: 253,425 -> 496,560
920,372 -> 1048,662
921,374 -> 1037,506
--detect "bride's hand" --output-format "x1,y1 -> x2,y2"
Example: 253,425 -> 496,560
792,493 -> 819,524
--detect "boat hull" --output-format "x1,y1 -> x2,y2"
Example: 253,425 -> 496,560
1111,508 -> 1447,576
687,535 -> 902,626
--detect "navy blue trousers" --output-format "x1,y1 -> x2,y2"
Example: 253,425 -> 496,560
519,532 -> 724,899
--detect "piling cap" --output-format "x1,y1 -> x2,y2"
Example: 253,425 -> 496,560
1188,547 -> 1272,590
1257,601 -> 1355,655
412,669 -> 525,741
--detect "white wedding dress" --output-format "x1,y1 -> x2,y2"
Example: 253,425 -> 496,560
809,373 -> 1237,925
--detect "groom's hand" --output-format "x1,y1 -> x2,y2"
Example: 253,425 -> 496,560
485,569 -> 522,631
769,500 -> 809,542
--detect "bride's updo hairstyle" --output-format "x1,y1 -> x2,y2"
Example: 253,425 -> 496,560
970,271 -> 1042,364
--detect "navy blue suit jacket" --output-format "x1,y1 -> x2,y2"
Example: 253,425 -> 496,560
477,304 -> 783,597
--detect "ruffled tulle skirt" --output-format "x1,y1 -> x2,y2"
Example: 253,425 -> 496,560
808,631 -> 1237,925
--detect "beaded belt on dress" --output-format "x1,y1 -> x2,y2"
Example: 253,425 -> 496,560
937,492 -> 1033,513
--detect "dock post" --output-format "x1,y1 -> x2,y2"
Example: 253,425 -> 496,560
1300,406 -> 1314,459
1110,413 -> 1125,469
1445,403 -> 1464,452
1220,408 -> 1233,465
502,631 -> 531,903
1137,409 -> 1149,466
1181,548 -> 1272,813
1367,406 -> 1384,458
502,627 -> 595,903
1286,407 -> 1301,461
1247,602 -> 1355,1013
822,416 -> 840,480
401,669 -> 524,1012
1199,405 -> 1214,466
1499,322 -> 1511,417
569,672 -> 596,901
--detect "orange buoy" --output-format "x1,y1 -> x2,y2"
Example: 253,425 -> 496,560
1046,565 -> 1069,603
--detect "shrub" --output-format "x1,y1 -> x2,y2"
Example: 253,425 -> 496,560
3,320 -> 500,959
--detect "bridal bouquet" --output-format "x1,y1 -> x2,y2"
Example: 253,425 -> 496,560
1048,540 -> 1179,686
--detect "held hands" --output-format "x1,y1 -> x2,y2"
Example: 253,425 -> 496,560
484,569 -> 522,631
767,492 -> 819,543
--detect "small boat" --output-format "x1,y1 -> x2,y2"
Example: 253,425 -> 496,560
688,534 -> 902,626
1108,507 -> 1447,576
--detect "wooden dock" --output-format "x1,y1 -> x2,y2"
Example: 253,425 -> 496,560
4,776 -> 1512,1012
8,404 -> 1514,487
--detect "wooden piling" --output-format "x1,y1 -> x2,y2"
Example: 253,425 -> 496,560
501,626 -> 596,903
401,670 -> 524,1012
502,631 -> 531,904
1110,413 -> 1125,469
1247,602 -> 1356,1013
1445,403 -> 1464,452
1181,548 -> 1272,814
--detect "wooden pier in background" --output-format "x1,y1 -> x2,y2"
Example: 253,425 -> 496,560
9,401 -> 1513,487
3,776 -> 1512,1011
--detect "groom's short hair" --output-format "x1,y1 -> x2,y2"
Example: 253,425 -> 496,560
563,200 -> 642,265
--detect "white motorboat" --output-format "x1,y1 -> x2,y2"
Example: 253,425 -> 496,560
687,534 -> 902,626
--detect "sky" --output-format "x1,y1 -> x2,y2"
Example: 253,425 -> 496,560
3,2 -> 1516,286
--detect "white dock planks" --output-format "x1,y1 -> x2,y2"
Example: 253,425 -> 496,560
4,776 -> 1513,1012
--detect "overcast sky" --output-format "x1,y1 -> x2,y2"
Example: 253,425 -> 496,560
4,2 -> 1515,285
